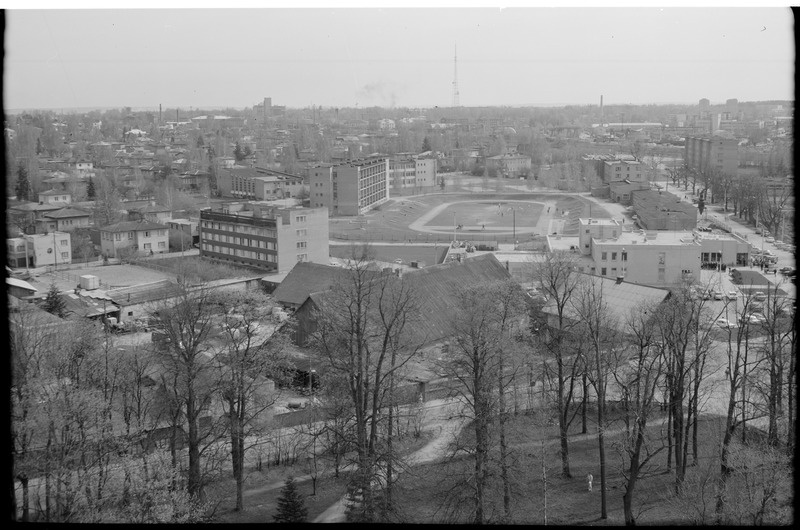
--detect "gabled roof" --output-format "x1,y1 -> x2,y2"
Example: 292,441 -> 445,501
43,207 -> 91,219
304,254 -> 514,346
402,253 -> 513,344
272,262 -> 359,307
99,220 -> 168,233
106,279 -> 183,306
39,189 -> 71,197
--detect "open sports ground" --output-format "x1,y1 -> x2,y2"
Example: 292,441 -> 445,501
328,192 -> 614,263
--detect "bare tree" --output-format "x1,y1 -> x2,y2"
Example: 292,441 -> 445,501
214,291 -> 294,511
614,301 -> 667,525
529,251 -> 583,478
571,276 -> 619,520
310,244 -> 421,522
148,283 -> 220,502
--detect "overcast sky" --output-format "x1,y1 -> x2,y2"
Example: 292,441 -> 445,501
3,6 -> 795,111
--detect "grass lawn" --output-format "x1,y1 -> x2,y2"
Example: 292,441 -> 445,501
388,411 -> 792,524
212,429 -> 433,523
330,244 -> 448,266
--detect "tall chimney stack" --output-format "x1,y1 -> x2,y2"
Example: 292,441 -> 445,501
159,104 -> 162,123
600,95 -> 604,123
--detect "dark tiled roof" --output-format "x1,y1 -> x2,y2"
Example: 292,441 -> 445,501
402,254 -> 513,344
306,253 -> 513,346
100,220 -> 168,233
43,207 -> 91,219
272,262 -> 358,307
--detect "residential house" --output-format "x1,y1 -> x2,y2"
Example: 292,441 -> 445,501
19,231 -> 73,268
37,207 -> 92,233
99,220 -> 169,258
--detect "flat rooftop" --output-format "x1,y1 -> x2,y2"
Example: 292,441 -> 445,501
609,231 -> 700,246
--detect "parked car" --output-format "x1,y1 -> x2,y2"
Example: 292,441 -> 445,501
713,290 -> 724,300
774,240 -> 784,247
743,313 -> 766,325
753,292 -> 767,302
755,227 -> 763,235
716,318 -> 737,329
780,266 -> 796,277
726,291 -> 739,301
766,236 -> 775,243
698,226 -> 712,232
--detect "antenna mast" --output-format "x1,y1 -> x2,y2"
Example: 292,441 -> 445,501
452,44 -> 460,107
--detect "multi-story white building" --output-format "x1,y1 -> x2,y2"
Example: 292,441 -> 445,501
14,231 -> 73,268
387,154 -> 437,194
308,157 -> 389,216
685,136 -> 739,177
567,218 -> 753,285
199,202 -> 329,273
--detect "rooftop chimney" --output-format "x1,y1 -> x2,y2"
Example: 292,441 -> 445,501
616,275 -> 624,284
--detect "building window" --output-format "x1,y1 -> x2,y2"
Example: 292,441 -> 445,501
601,252 -> 607,260
658,252 -> 666,265
145,231 -> 151,237
143,243 -> 151,250
297,253 -> 307,262
296,229 -> 307,237
297,241 -> 307,249
658,268 -> 666,281
61,252 -> 69,259
158,241 -> 166,249
621,251 -> 627,261
601,267 -> 607,276
296,215 -> 307,223
60,239 -> 68,246
115,233 -> 121,241
611,252 -> 617,261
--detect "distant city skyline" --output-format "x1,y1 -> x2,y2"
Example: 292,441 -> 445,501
4,7 -> 795,112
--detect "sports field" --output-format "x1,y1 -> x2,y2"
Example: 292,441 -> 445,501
330,192 -> 612,243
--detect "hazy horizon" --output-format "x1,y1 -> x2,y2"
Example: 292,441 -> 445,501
4,8 -> 795,111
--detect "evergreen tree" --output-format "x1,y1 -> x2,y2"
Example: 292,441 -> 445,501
233,142 -> 244,162
422,136 -> 432,152
273,477 -> 308,523
87,176 -> 96,200
15,163 -> 31,202
36,137 -> 43,155
42,282 -> 67,318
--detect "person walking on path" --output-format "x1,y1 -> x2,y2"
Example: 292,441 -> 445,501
587,473 -> 593,492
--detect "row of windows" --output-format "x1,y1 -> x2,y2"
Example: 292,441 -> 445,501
202,243 -> 277,261
205,233 -> 276,249
201,221 -> 276,237
599,251 -> 627,261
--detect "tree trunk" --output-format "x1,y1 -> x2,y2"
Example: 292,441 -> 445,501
186,388 -> 202,501
666,403 -> 673,472
581,372 -> 588,434
18,475 -> 28,522
230,400 -> 244,512
597,395 -> 607,519
498,363 -> 511,519
557,360 -> 571,478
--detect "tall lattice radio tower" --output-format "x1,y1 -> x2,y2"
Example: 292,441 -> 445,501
452,44 -> 460,107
